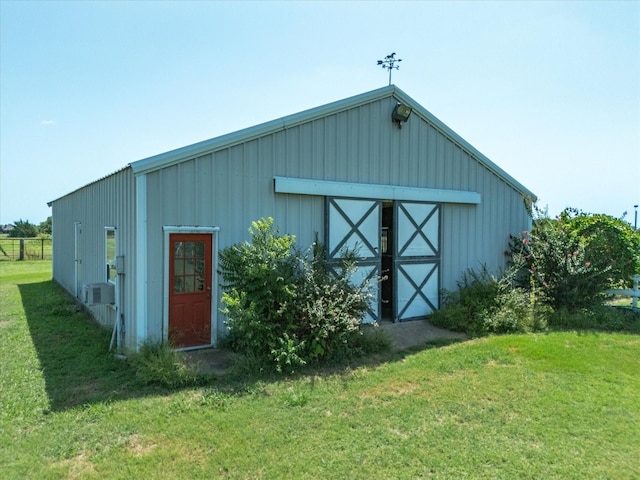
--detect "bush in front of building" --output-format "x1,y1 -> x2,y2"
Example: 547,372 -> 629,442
218,217 -> 299,368
509,225 -> 610,312
429,265 -> 548,337
129,342 -> 209,388
218,218 -> 375,373
508,208 -> 639,312
432,207 -> 640,337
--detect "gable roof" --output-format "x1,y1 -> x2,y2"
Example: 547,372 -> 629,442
50,86 -> 536,206
130,85 -> 536,201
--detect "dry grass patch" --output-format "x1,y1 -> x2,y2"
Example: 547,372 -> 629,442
126,433 -> 158,457
51,453 -> 96,479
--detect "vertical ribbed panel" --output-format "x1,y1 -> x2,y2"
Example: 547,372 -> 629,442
51,167 -> 137,350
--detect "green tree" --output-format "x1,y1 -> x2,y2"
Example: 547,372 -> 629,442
218,217 -> 373,373
508,207 -> 640,311
8,219 -> 38,238
39,217 -> 52,235
218,217 -> 300,362
560,208 -> 640,287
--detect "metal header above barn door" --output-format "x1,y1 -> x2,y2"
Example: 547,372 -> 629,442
274,177 -> 481,204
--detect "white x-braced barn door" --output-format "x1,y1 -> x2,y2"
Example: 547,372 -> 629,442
326,198 -> 381,323
394,202 -> 440,321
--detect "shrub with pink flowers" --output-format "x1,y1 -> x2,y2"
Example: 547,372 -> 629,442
507,207 -> 640,312
559,208 -> 640,287
431,207 -> 639,336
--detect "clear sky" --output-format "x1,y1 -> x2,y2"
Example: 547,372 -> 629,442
1,0 -> 638,226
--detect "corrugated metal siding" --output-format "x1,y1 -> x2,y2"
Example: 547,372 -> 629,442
51,167 -> 137,350
48,88 -> 533,349
143,95 -> 531,338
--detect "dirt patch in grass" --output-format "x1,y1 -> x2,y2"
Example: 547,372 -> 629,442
53,453 -> 96,479
126,434 -> 158,457
186,321 -> 466,376
183,348 -> 235,375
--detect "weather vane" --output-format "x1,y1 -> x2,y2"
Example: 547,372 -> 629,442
377,52 -> 402,85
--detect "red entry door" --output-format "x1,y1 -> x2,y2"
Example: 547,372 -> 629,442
168,233 -> 212,348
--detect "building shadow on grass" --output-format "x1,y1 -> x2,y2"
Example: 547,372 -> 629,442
18,280 -> 166,412
19,280 -> 469,411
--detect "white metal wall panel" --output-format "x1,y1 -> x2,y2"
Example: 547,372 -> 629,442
50,168 -> 137,350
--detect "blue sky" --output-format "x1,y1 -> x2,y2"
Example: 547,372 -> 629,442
1,0 -> 638,226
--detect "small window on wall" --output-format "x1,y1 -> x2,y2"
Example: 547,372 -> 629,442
105,227 -> 117,284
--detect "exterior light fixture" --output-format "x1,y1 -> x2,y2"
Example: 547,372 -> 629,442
392,103 -> 412,128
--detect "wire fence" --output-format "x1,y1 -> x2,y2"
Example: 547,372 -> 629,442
0,237 -> 52,260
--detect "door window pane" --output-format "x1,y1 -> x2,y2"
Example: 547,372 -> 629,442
174,276 -> 184,293
172,240 -> 206,294
183,276 -> 195,292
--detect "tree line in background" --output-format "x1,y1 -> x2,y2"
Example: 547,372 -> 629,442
1,217 -> 51,237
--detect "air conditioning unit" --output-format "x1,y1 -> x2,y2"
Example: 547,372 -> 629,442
83,283 -> 115,305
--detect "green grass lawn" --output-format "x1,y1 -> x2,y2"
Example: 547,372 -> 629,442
1,261 -> 639,479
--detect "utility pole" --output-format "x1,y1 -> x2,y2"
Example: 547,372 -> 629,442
634,204 -> 638,230
377,53 -> 402,85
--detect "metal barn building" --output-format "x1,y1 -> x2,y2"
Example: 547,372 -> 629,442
49,85 -> 536,352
